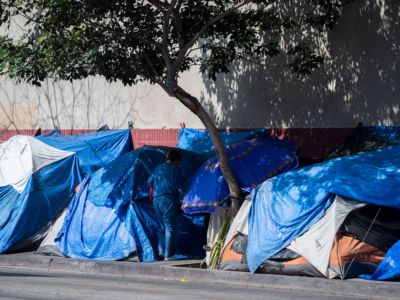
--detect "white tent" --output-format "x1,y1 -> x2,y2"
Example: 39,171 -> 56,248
288,196 -> 365,278
219,194 -> 369,278
0,135 -> 73,192
223,195 -> 252,249
36,209 -> 68,256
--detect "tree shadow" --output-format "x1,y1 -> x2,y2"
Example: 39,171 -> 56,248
201,1 -> 400,129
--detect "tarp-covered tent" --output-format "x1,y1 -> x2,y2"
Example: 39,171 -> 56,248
216,124 -> 400,279
176,128 -> 265,155
54,146 -> 207,261
219,196 -> 397,279
218,130 -> 400,280
0,136 -> 83,253
182,137 -> 298,214
247,146 -> 400,274
1,130 -> 133,253
37,129 -> 133,175
219,195 -> 361,275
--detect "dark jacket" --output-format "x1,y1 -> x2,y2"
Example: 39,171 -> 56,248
148,163 -> 184,198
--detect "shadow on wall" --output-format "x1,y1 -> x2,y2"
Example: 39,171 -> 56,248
0,77 -> 140,130
201,1 -> 400,128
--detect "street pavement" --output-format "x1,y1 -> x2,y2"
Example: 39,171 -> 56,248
0,267 -> 376,300
0,253 -> 399,299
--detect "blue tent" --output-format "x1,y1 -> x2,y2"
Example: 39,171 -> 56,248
0,136 -> 83,253
247,146 -> 400,273
176,128 -> 266,155
37,129 -> 133,175
56,146 -> 207,261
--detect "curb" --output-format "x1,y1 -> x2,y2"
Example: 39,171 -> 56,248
0,253 -> 399,299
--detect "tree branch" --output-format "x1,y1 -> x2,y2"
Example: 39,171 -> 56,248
143,52 -> 161,82
173,5 -> 184,50
161,0 -> 177,69
172,0 -> 254,73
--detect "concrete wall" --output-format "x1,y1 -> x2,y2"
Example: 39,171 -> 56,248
0,1 -> 399,130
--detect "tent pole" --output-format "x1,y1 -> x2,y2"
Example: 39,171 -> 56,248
343,207 -> 382,279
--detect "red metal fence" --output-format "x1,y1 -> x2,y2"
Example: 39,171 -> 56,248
0,127 -> 353,161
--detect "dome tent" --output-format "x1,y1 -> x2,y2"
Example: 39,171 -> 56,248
0,136 -> 82,253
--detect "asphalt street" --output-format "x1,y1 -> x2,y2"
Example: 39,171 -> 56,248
0,267 -> 373,300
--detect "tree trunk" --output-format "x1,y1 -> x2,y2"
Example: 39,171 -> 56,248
171,84 -> 241,212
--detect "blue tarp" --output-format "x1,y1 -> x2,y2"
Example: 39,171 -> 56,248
182,137 -> 298,214
37,129 -> 133,175
247,146 -> 400,273
367,126 -> 400,144
176,128 -> 265,155
56,146 -> 207,261
360,240 -> 400,281
55,177 -> 138,260
40,129 -> 62,137
0,155 -> 83,253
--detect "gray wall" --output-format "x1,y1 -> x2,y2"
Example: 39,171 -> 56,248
0,1 -> 399,130
202,1 -> 400,128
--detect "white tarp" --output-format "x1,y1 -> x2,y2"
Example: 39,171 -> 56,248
288,195 -> 365,277
0,135 -> 73,192
223,196 -> 252,249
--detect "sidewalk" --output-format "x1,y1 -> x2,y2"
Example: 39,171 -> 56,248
0,253 -> 399,299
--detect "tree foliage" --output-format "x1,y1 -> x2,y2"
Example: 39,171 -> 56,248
1,1 -> 348,85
